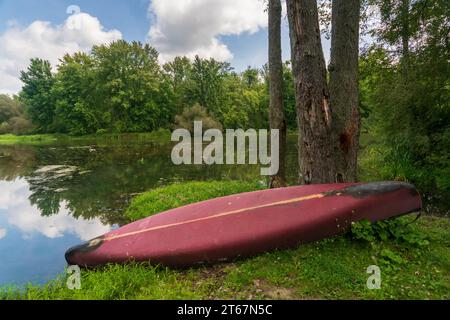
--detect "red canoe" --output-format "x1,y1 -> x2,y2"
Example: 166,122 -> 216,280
65,181 -> 422,268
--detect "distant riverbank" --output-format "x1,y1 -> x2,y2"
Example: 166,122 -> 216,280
0,130 -> 172,146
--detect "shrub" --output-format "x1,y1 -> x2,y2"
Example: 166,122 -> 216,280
174,104 -> 222,132
350,218 -> 429,247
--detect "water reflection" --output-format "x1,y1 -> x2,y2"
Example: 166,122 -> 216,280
0,179 -> 112,241
0,137 -> 299,286
0,178 -> 113,285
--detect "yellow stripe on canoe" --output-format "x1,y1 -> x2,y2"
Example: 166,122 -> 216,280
104,192 -> 328,242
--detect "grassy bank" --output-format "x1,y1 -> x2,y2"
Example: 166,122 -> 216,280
1,181 -> 449,300
0,129 -> 172,146
0,134 -> 58,145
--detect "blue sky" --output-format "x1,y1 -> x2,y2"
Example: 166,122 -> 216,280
0,0 -> 330,94
0,0 -> 150,42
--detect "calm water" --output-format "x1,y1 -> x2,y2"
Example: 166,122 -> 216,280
0,136 -> 298,286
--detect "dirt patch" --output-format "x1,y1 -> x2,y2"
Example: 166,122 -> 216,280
188,265 -> 298,300
196,263 -> 233,281
252,279 -> 296,300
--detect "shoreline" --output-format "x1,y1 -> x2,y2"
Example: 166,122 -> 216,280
1,181 -> 449,300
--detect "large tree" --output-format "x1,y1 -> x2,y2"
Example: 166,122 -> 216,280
163,56 -> 193,115
52,53 -> 98,135
19,58 -> 56,133
329,0 -> 361,182
268,0 -> 287,188
287,0 -> 336,184
373,0 -> 412,74
91,40 -> 164,132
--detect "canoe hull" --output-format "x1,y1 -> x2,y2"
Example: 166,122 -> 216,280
65,181 -> 422,268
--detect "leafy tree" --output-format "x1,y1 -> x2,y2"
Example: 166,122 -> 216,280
0,94 -> 33,134
242,67 -> 260,89
92,40 -> 165,133
187,56 -> 232,118
52,53 -> 98,135
0,94 -> 21,123
19,58 -> 56,132
15,43 -> 295,136
220,73 -> 250,129
281,62 -> 297,130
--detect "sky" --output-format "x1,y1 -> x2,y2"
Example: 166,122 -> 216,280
0,0 -> 331,95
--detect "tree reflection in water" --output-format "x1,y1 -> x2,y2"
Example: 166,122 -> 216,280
0,138 -> 298,226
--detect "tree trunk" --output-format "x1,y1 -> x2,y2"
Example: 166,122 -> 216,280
287,0 -> 336,184
329,0 -> 361,182
268,0 -> 287,188
400,0 -> 410,76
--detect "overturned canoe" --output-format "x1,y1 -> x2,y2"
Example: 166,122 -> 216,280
65,181 -> 422,268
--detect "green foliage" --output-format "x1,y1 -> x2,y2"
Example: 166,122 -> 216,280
162,56 -> 193,115
92,40 -> 169,133
52,53 -> 98,135
0,95 -> 20,123
359,0 -> 450,211
17,41 -> 173,136
282,62 -> 297,130
220,72 -> 267,129
186,56 -> 232,117
242,67 -> 260,88
19,58 -> 55,133
261,62 -> 297,130
379,248 -> 405,266
174,104 -> 222,132
0,134 -> 57,145
16,46 -> 299,136
0,94 -> 33,135
0,130 -> 171,146
350,218 -> 429,247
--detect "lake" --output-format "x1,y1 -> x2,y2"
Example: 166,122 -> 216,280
0,135 -> 299,286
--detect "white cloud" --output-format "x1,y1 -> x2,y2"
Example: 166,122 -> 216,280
0,179 -> 112,241
8,202 -> 111,241
0,228 -> 6,240
0,12 -> 122,94
0,179 -> 26,209
147,0 -> 268,63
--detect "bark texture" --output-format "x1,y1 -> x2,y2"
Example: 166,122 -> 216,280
268,0 -> 287,188
287,0 -> 336,184
329,0 -> 361,182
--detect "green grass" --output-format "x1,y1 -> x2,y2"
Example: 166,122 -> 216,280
1,181 -> 449,300
0,134 -> 58,145
0,129 -> 172,146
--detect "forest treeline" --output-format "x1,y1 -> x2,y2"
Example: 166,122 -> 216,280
2,42 -> 297,136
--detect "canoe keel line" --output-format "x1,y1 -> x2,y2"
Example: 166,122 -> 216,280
66,181 -> 422,268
